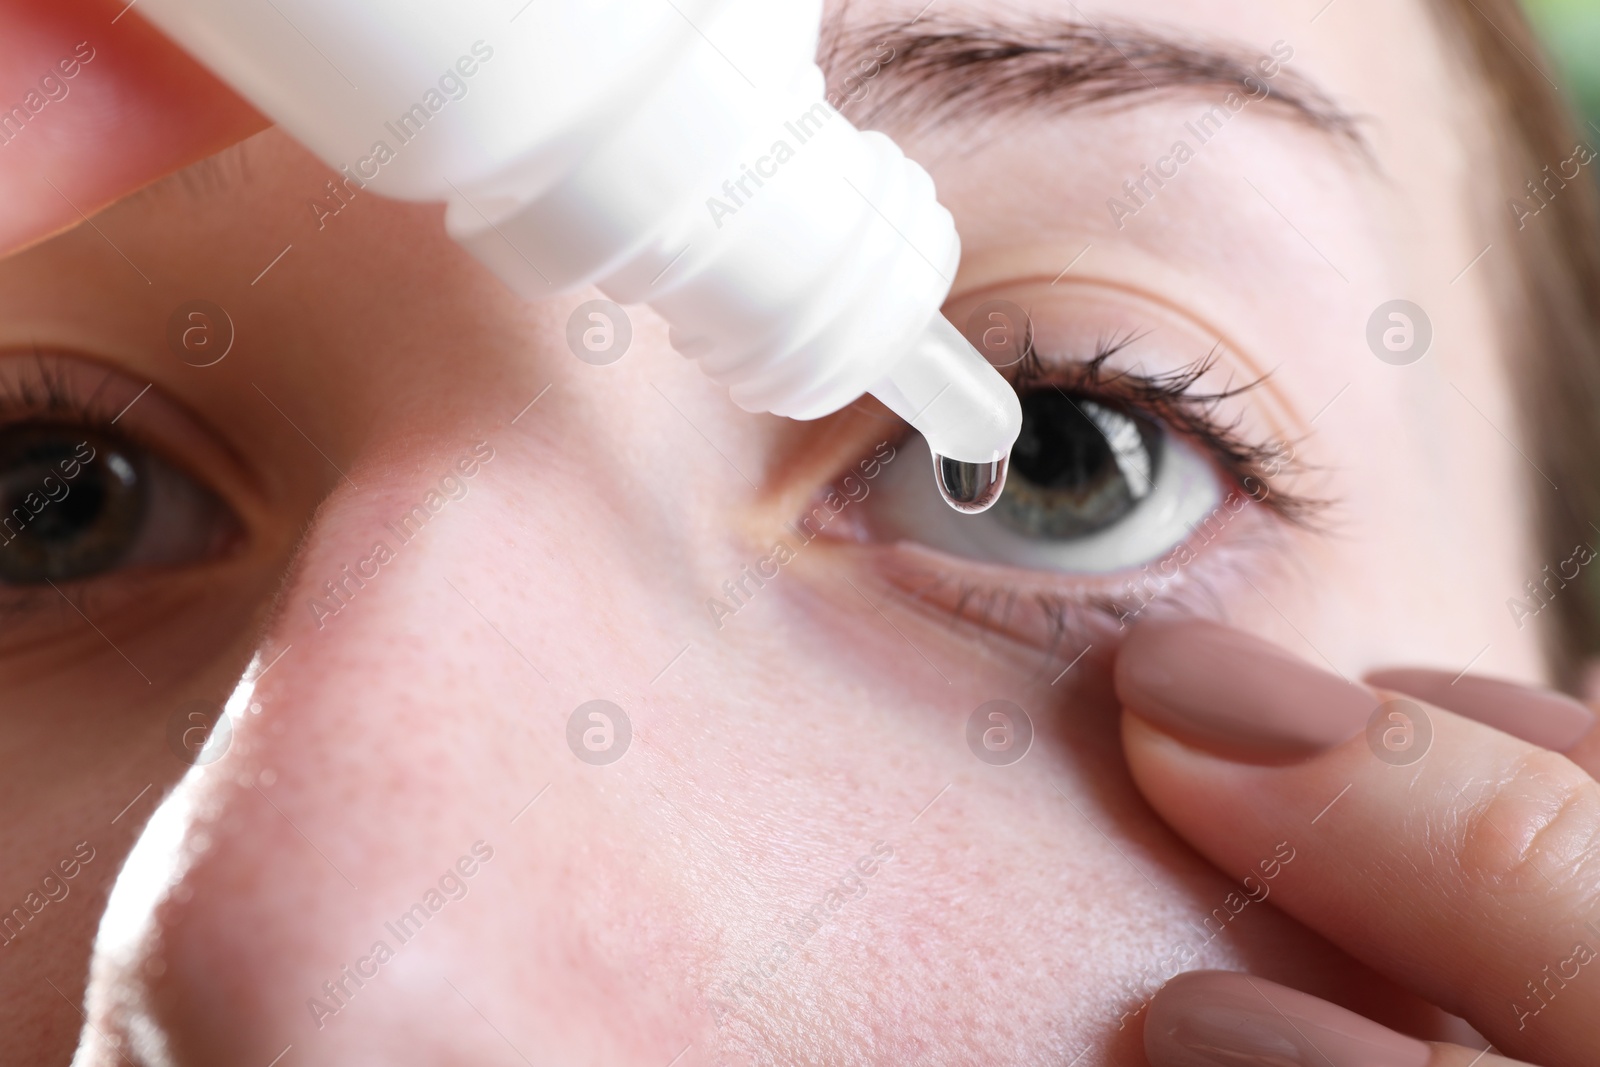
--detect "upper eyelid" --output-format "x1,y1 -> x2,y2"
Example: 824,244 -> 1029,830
1002,331 -> 1330,527
1008,325 -> 1248,405
0,349 -> 123,422
0,349 -> 273,514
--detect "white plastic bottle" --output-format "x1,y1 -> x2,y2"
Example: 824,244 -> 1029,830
134,0 -> 1023,511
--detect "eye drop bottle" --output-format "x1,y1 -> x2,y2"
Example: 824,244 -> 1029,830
134,0 -> 1023,511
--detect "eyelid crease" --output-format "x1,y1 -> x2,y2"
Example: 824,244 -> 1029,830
1006,327 -> 1331,529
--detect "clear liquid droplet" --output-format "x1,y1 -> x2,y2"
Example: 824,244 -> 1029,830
934,453 -> 1009,514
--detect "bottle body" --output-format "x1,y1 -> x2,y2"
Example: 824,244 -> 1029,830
136,0 -> 1021,468
131,0 -> 735,205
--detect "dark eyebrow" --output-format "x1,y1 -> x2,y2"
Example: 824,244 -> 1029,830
820,15 -> 1368,154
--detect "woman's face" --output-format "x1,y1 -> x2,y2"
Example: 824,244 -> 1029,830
1,0 -> 1548,1063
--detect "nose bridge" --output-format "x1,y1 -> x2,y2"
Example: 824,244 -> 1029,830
119,455 -> 573,1061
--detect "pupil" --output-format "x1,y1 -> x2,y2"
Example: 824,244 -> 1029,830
990,391 -> 1160,540
0,427 -> 146,584
1011,391 -> 1121,495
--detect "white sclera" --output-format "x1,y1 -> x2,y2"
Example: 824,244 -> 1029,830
868,430 -> 1225,575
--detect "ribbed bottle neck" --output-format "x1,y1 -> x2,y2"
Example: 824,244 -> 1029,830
447,4 -> 961,421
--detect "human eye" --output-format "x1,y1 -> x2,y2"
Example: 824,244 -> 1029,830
0,354 -> 241,632
851,285 -> 1322,649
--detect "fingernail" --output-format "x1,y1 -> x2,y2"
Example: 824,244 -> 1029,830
1366,667 -> 1595,752
1114,620 -> 1375,762
1145,971 -> 1431,1067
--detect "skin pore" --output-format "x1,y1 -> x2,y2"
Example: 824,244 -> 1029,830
0,0 -> 1560,1063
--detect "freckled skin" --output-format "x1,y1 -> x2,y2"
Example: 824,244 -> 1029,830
0,0 -> 1550,1063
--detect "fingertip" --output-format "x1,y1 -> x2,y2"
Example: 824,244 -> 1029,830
1112,618 -> 1228,705
1117,706 -> 1188,792
1144,970 -> 1432,1067
1114,619 -> 1372,763
1364,668 -> 1596,753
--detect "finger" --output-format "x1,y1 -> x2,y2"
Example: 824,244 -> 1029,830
1368,668 -> 1600,775
1145,970 -> 1533,1067
1115,619 -> 1600,1067
0,0 -> 266,259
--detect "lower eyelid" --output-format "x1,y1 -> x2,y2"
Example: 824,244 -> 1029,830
860,489 -> 1294,654
0,561 -> 248,669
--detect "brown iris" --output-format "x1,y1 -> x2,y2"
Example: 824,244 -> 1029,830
0,426 -> 147,584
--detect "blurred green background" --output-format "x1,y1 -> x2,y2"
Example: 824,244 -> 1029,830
1525,0 -> 1600,129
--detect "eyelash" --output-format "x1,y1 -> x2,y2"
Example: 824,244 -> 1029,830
1007,327 -> 1326,526
0,349 -> 126,426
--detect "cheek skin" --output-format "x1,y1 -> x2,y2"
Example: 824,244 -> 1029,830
94,407 -> 1439,1065
0,562 -> 288,1067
